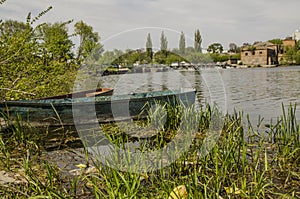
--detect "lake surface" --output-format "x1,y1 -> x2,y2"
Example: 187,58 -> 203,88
97,65 -> 300,125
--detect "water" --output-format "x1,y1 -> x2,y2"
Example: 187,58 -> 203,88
206,66 -> 300,123
96,65 -> 300,125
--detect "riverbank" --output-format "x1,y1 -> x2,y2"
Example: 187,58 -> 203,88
0,104 -> 300,198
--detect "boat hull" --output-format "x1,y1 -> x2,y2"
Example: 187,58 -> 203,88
0,89 -> 196,127
38,88 -> 113,99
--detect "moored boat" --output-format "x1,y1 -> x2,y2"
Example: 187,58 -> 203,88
0,88 -> 196,127
39,87 -> 113,99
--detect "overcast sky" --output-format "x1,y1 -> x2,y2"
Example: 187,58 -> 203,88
1,0 -> 300,51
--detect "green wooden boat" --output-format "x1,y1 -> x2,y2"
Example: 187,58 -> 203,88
38,87 -> 113,99
0,88 -> 196,127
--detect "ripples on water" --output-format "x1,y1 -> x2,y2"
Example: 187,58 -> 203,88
99,66 -> 300,124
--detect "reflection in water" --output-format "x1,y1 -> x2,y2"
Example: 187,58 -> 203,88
99,66 -> 300,124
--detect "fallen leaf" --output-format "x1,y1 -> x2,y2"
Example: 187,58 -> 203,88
76,163 -> 87,169
224,186 -> 241,195
169,185 -> 188,199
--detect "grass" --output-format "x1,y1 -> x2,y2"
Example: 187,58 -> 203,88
0,103 -> 300,198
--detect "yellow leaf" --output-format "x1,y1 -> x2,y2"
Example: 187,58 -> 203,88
169,185 -> 188,199
224,187 -> 233,194
234,188 -> 241,195
224,186 -> 241,195
76,163 -> 87,169
139,173 -> 149,181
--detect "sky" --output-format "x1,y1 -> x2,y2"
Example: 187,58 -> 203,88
1,0 -> 300,51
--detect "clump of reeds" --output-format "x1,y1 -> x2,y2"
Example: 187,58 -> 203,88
0,103 -> 300,198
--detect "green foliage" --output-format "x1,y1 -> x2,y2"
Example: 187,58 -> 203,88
284,47 -> 294,62
146,33 -> 153,60
108,49 -> 187,67
0,19 -> 29,36
110,49 -> 151,66
36,21 -> 74,62
278,39 -> 300,65
74,20 -> 103,63
283,47 -> 300,65
247,45 -> 256,51
210,53 -> 230,62
179,31 -> 186,55
268,38 -> 283,45
1,104 -> 300,198
185,46 -> 195,55
295,50 -> 300,64
28,6 -> 53,25
229,53 -> 241,60
160,31 -> 168,51
0,21 -> 39,99
296,40 -> 300,51
194,29 -> 202,53
154,51 -> 187,65
0,6 -> 80,100
185,52 -> 212,63
98,49 -> 123,65
228,43 -> 239,53
153,50 -> 168,64
207,43 -> 223,54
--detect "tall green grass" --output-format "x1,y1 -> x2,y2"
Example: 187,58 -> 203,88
0,103 -> 300,198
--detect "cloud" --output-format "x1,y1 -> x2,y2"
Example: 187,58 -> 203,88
1,0 -> 300,50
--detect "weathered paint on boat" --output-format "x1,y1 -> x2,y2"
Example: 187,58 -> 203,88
38,88 -> 113,99
0,88 -> 196,127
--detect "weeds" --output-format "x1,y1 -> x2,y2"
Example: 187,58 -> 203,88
0,103 -> 300,198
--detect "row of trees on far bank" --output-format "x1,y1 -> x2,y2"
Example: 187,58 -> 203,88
98,29 -> 242,66
97,29 -> 208,66
144,29 -> 203,56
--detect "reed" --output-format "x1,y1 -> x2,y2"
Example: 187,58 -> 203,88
0,103 -> 299,198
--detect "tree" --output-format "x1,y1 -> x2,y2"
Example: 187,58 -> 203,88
210,53 -> 230,62
98,50 -> 120,65
185,47 -> 195,55
207,43 -> 223,54
0,20 -> 34,66
160,31 -> 168,51
0,19 -> 29,36
295,40 -> 300,51
165,52 -> 186,65
185,52 -> 212,63
74,20 -> 103,63
295,50 -> 300,64
194,29 -> 202,53
37,21 -> 74,63
179,31 -> 186,55
228,43 -> 238,53
0,7 -> 79,100
146,33 -> 153,60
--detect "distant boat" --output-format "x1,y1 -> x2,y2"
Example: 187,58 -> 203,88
0,88 -> 196,127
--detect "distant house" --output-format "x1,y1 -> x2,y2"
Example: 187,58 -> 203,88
282,37 -> 296,53
240,42 -> 279,66
278,37 -> 297,64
